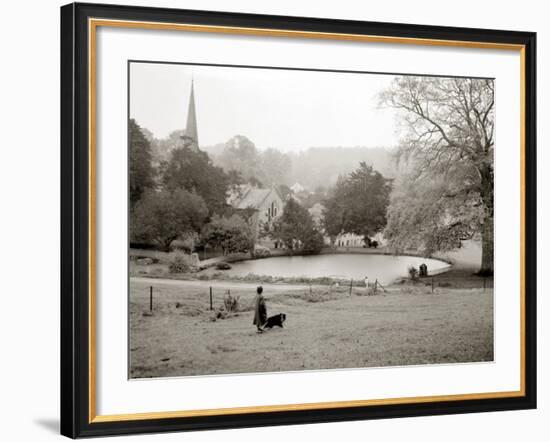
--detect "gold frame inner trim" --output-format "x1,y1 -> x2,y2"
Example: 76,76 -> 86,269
88,18 -> 527,424
90,18 -> 525,50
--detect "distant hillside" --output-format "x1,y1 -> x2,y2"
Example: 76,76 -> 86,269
201,144 -> 396,191
286,146 -> 396,190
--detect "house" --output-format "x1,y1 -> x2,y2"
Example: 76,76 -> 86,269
290,182 -> 305,194
334,232 -> 366,248
228,185 -> 285,247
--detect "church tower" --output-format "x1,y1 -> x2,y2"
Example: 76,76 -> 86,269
181,79 -> 199,152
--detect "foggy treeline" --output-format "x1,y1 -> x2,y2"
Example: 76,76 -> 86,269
141,127 -> 395,191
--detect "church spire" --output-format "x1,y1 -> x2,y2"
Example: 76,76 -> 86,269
182,78 -> 199,152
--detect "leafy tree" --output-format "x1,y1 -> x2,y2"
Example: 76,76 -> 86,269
131,189 -> 208,251
270,198 -> 324,254
278,184 -> 292,201
384,168 -> 484,256
300,226 -> 325,254
201,214 -> 255,255
129,119 -> 155,207
215,136 -> 294,188
161,147 -> 229,215
322,177 -> 347,244
150,129 -> 186,163
380,77 -> 494,274
322,163 -> 391,244
287,147 -> 395,190
260,148 -> 292,186
299,186 -> 328,209
247,176 -> 264,188
217,135 -> 262,183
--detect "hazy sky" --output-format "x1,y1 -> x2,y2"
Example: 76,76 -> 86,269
129,62 -> 401,152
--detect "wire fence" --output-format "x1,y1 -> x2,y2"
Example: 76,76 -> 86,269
136,272 -> 493,317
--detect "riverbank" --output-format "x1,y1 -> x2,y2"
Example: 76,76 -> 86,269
130,240 -> 490,289
319,246 -> 454,266
130,249 -> 453,287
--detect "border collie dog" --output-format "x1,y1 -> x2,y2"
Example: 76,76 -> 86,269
264,313 -> 286,329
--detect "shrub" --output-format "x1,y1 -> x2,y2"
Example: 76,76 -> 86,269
215,262 -> 232,270
304,289 -> 326,303
131,189 -> 208,252
408,265 -> 419,280
223,292 -> 240,312
168,250 -> 194,273
252,245 -> 271,259
171,232 -> 199,254
202,214 -> 255,254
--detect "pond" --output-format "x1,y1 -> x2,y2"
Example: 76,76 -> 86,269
225,253 -> 451,285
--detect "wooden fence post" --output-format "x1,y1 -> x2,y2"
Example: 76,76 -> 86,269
374,279 -> 378,295
149,286 -> 153,312
349,279 -> 353,295
209,286 -> 213,310
431,277 -> 434,293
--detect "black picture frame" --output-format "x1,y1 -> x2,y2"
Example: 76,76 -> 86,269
61,2 -> 537,438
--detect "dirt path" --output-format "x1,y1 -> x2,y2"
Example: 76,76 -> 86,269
131,276 -> 320,292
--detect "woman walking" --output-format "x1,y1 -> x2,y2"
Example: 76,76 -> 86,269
253,286 -> 267,333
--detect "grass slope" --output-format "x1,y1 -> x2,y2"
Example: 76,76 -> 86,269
129,279 -> 493,378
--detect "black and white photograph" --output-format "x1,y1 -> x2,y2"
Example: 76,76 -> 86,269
128,62 -> 494,378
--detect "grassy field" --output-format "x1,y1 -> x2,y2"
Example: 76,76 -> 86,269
129,278 -> 493,378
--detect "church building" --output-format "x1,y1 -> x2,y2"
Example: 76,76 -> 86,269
228,185 -> 285,248
183,77 -> 285,249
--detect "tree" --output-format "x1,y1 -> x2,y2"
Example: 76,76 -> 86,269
150,129 -> 186,163
322,163 -> 392,243
322,177 -> 347,244
131,189 -> 208,251
129,119 -> 155,208
287,147 -> 395,190
270,198 -> 324,254
278,184 -> 292,201
217,135 -> 263,183
380,77 -> 494,274
201,214 -> 255,255
161,147 -> 230,215
384,168 -> 484,255
260,148 -> 292,186
299,185 -> 327,209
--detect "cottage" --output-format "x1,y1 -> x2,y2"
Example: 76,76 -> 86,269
228,185 -> 285,248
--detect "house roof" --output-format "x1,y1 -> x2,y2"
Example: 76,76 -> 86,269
234,188 -> 272,209
229,185 -> 283,210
